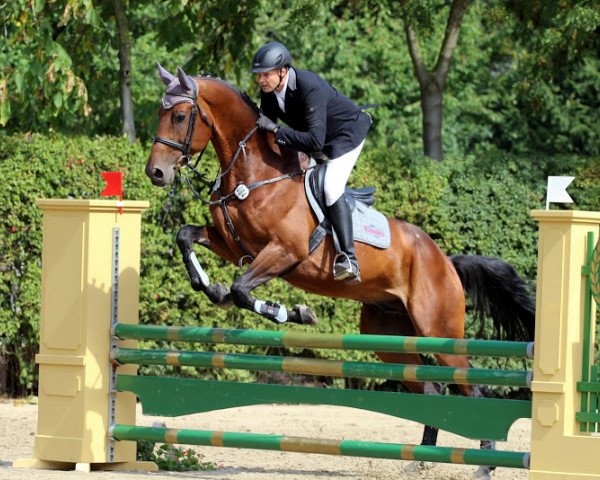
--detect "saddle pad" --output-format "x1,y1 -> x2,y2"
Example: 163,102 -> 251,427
304,168 -> 391,249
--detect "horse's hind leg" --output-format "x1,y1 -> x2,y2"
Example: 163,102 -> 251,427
359,303 -> 444,449
176,225 -> 236,308
435,353 -> 497,479
404,260 -> 498,478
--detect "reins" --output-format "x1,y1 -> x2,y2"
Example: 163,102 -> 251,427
179,126 -> 258,204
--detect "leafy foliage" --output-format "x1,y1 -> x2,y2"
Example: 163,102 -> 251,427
0,1 -> 98,128
137,441 -> 217,471
1,0 -> 598,398
2,1 -> 598,157
491,1 -> 600,155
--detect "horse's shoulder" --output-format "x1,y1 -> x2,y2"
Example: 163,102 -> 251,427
265,135 -> 308,168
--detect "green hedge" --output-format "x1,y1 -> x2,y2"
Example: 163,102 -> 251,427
1,133 -> 598,395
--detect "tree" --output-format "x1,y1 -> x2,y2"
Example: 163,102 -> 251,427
110,0 -> 136,141
0,1 -> 96,129
497,0 -> 600,155
2,0 -> 597,158
0,0 -> 159,142
0,1 -> 266,140
400,0 -> 470,160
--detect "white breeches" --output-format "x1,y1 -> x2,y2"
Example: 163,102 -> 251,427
323,140 -> 365,206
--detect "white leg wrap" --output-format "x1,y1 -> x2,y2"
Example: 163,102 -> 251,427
190,252 -> 210,288
254,300 -> 288,323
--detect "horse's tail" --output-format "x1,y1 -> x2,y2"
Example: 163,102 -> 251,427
449,255 -> 536,342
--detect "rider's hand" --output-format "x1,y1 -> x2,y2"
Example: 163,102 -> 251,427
256,114 -> 279,133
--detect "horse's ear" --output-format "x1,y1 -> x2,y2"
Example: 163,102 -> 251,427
177,67 -> 196,93
157,63 -> 176,86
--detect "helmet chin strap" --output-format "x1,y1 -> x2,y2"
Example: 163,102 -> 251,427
274,67 -> 287,92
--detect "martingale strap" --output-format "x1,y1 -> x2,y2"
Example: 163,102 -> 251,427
214,184 -> 255,263
210,167 -> 315,265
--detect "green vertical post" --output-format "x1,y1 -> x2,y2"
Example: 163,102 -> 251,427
580,231 -> 595,432
592,365 -> 600,433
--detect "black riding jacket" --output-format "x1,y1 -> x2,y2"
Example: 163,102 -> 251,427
260,68 -> 371,159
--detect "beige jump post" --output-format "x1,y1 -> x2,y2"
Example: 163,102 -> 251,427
530,210 -> 600,479
14,199 -> 154,472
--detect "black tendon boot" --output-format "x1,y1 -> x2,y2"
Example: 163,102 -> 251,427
328,195 -> 360,282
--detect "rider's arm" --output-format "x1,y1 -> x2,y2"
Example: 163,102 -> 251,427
274,86 -> 326,154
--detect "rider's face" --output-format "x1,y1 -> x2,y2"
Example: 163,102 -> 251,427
256,68 -> 287,94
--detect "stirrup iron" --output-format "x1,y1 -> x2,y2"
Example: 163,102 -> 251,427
333,253 -> 360,281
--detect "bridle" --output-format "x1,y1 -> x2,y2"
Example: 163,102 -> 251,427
153,79 -> 214,167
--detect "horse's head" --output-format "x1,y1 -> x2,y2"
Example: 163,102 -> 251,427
146,64 -> 214,187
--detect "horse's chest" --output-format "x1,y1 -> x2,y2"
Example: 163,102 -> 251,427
211,202 -> 271,247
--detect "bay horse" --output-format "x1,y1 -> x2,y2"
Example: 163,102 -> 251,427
146,65 -> 535,478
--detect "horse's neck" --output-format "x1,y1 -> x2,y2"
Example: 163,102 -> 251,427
211,127 -> 299,192
199,80 -> 300,190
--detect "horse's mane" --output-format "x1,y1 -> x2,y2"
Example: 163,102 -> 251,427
240,91 -> 260,114
194,74 -> 260,115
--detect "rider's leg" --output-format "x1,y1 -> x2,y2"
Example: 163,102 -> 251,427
324,140 -> 365,282
328,195 -> 360,281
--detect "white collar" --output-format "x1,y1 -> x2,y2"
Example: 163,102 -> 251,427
287,67 -> 297,90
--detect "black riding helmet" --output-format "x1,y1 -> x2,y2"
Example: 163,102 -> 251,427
250,42 -> 292,73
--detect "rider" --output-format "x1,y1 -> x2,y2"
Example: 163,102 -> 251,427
251,41 -> 372,283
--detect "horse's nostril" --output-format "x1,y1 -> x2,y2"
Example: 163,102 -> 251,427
153,168 -> 164,180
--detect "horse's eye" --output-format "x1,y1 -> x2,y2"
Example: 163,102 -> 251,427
174,112 -> 186,123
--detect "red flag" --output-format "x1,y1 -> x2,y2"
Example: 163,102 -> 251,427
100,172 -> 123,199
100,171 -> 124,214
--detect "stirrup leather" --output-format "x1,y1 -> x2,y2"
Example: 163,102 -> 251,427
333,253 -> 360,281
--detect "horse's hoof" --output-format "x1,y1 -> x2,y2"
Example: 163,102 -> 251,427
474,466 -> 493,479
294,305 -> 318,325
402,461 -> 435,475
215,287 -> 233,310
217,297 -> 233,310
209,284 -> 233,309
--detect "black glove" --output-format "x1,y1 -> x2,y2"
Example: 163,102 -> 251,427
256,114 -> 279,133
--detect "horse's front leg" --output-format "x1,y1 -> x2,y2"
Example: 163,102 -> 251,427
230,243 -> 318,325
176,225 -> 236,308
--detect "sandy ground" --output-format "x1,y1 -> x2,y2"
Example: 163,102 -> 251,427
0,398 -> 530,480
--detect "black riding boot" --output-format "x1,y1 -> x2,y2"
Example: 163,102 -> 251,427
328,195 -> 360,282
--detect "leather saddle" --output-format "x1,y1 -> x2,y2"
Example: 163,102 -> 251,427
309,162 -> 376,211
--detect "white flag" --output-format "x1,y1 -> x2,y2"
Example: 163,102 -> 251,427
546,176 -> 575,210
